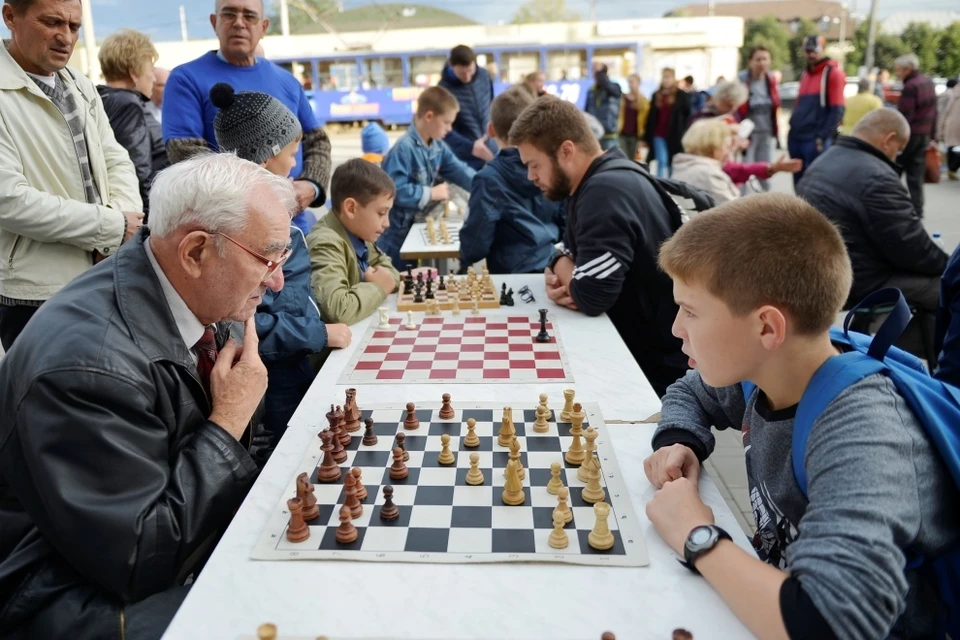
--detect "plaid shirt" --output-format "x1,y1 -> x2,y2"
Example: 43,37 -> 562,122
898,71 -> 938,137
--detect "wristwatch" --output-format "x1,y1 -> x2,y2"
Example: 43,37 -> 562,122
682,525 -> 731,575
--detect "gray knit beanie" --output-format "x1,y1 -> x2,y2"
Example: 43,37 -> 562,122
210,82 -> 302,165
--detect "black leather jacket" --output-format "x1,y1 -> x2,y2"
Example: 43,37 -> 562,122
97,86 -> 169,212
0,229 -> 258,634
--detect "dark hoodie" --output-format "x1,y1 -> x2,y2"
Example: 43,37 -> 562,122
438,64 -> 498,170
564,148 -> 688,396
459,147 -> 565,273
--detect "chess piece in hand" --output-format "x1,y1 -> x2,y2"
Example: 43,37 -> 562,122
326,323 -> 352,349
209,318 -> 268,441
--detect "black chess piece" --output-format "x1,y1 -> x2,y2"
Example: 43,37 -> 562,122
536,308 -> 551,342
506,288 -> 516,307
416,273 -> 424,286
438,275 -> 446,291
425,278 -> 435,299
404,278 -> 413,294
406,268 -> 413,284
414,282 -> 424,303
499,283 -> 508,305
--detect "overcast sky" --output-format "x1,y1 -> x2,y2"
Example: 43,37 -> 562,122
1,0 -> 956,42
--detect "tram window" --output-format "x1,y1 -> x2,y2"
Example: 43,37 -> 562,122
546,49 -> 586,81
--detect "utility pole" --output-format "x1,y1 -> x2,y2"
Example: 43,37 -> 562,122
80,0 -> 97,80
838,4 -> 847,69
180,5 -> 189,42
864,0 -> 880,71
708,0 -> 715,17
280,0 -> 291,36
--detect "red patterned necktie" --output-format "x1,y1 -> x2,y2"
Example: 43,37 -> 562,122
194,326 -> 218,397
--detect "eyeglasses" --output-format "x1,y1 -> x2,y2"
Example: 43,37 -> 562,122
218,9 -> 261,24
519,285 -> 536,304
211,232 -> 290,281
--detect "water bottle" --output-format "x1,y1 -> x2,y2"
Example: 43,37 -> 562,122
933,232 -> 946,252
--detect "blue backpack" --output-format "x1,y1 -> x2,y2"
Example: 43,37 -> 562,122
741,288 -> 960,638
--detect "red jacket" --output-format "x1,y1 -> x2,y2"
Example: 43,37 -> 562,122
737,69 -> 781,138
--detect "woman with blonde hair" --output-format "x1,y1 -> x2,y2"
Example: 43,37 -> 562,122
672,119 -> 800,205
97,29 -> 168,212
617,73 -> 649,160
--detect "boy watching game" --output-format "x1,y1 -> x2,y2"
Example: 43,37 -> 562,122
307,159 -> 401,325
211,83 -> 351,452
459,88 -> 565,274
644,193 -> 960,639
377,86 -> 476,268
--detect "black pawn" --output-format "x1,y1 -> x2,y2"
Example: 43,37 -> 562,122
414,282 -> 424,303
416,273 -> 424,285
438,275 -> 446,291
499,283 -> 508,305
380,485 -> 400,521
536,308 -> 551,343
362,417 -> 378,446
425,278 -> 435,299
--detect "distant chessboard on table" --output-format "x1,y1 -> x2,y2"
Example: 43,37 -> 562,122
418,221 -> 461,246
251,400 -> 649,567
337,314 -> 574,385
396,270 -> 499,312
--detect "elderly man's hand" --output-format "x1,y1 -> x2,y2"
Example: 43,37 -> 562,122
292,180 -> 317,212
208,318 -> 269,441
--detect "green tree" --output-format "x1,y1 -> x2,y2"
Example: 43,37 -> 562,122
900,22 -> 942,74
511,0 -> 580,24
740,16 -> 792,71
788,18 -> 822,76
267,0 -> 340,35
936,22 -> 960,78
846,20 -> 908,73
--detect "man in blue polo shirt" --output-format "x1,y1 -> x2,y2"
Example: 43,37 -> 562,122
162,0 -> 331,234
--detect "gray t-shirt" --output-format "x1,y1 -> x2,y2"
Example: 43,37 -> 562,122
748,75 -> 773,134
655,369 -> 960,639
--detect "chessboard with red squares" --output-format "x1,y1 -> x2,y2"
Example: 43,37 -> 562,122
337,314 -> 575,385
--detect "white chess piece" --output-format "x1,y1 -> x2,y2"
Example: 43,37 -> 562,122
405,311 -> 416,330
377,307 -> 390,329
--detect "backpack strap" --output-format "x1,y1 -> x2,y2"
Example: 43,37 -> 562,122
842,288 -> 913,361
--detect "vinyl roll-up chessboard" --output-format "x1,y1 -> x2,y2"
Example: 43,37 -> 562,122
252,401 -> 648,567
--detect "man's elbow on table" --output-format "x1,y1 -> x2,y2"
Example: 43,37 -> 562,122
568,279 -> 616,317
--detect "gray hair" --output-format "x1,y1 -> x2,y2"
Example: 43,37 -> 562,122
895,54 -> 919,70
857,78 -> 871,93
852,107 -> 910,142
712,80 -> 749,110
149,153 -> 298,244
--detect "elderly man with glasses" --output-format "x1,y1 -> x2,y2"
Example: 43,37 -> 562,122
0,153 -> 295,640
162,0 -> 331,235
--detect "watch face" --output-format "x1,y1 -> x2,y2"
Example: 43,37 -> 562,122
690,527 -> 713,546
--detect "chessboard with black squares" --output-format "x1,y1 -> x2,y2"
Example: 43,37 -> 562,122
397,266 -> 517,313
252,392 -> 649,567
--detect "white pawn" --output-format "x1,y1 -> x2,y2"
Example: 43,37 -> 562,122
405,311 -> 416,330
451,295 -> 461,316
377,307 -> 391,329
548,509 -> 569,549
463,418 -> 480,448
465,452 -> 485,485
438,433 -> 456,466
533,404 -> 550,433
471,297 -> 480,316
539,393 -> 550,416
546,461 -> 565,495
555,486 -> 573,524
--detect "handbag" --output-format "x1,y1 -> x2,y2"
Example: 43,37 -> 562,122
925,141 -> 942,184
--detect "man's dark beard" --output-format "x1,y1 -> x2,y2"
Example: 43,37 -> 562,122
544,156 -> 573,202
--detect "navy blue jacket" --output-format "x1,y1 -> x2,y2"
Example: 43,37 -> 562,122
936,245 -> 960,388
255,225 -> 327,363
438,64 -> 498,171
459,147 -> 564,274
585,72 -> 623,136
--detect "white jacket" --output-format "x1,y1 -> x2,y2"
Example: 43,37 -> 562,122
670,153 -> 741,206
0,43 -> 140,301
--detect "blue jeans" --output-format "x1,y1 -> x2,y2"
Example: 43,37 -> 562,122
787,136 -> 831,188
600,137 -> 619,151
653,137 -> 672,178
263,357 -> 317,450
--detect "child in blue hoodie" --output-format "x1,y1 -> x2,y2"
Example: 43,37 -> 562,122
459,87 -> 565,274
377,86 -> 475,269
211,83 -> 351,453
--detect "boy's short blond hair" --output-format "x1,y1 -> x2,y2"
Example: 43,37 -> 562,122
658,193 -> 852,335
489,86 -> 535,140
98,29 -> 158,83
416,86 -> 459,119
681,118 -> 731,158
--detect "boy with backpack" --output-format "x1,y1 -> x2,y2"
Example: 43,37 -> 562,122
644,193 -> 960,639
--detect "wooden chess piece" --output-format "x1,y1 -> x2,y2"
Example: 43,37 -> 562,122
465,452 -> 484,485
362,418 -> 378,446
351,467 -> 367,501
377,307 -> 390,330
390,446 -> 409,480
403,402 -> 420,430
601,633 -> 617,640
451,295 -> 460,316
344,469 -> 363,519
505,436 -> 525,481
560,389 -> 575,422
285,497 -> 310,542
497,406 -> 515,447
539,393 -> 550,416
565,403 -> 586,466
438,433 -> 456,465
555,486 -> 573,524
317,431 -> 342,483
405,311 -> 416,330
343,389 -> 361,432
395,432 -> 409,461
579,427 -> 599,483
501,459 -> 525,506
546,461 -> 564,495
438,393 -> 455,419
325,403 -> 339,431
548,508 -> 569,549
257,623 -> 278,640
335,504 -> 358,544
380,485 -> 400,520
296,472 -> 320,521
463,418 -> 480,447
581,455 -> 606,504
587,501 -> 615,550
533,404 -> 550,433
471,296 -> 480,316
331,420 -> 347,464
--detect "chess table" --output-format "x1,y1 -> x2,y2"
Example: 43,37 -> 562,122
399,221 -> 461,273
162,275 -> 756,640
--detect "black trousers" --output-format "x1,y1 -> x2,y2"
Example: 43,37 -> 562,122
0,304 -> 41,351
948,147 -> 960,173
899,134 -> 930,217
